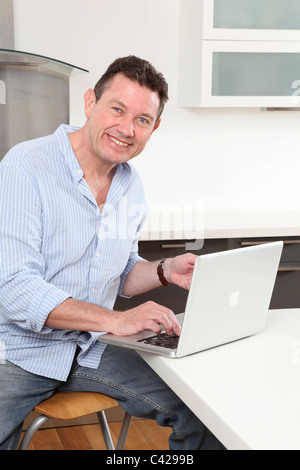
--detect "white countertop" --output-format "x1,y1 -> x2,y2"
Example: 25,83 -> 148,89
139,206 -> 300,241
136,143 -> 300,242
139,309 -> 300,450
203,207 -> 300,239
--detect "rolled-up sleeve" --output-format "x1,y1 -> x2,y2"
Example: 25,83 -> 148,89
0,165 -> 70,333
118,246 -> 145,298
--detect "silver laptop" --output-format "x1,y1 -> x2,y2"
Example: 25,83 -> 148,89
99,241 -> 283,358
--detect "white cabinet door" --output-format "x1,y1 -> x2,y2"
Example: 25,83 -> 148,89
203,0 -> 300,41
179,0 -> 300,107
201,41 -> 300,107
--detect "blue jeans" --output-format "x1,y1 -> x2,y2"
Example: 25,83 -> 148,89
0,346 -> 225,450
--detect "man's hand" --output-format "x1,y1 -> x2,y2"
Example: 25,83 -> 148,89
111,301 -> 181,337
111,254 -> 197,337
114,253 -> 197,337
46,254 -> 197,336
163,253 -> 197,290
46,298 -> 180,337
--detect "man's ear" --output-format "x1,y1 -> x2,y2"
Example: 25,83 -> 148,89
84,89 -> 96,119
151,118 -> 161,134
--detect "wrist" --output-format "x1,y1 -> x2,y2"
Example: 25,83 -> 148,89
157,258 -> 172,286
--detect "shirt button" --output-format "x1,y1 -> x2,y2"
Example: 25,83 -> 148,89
92,289 -> 97,294
95,252 -> 100,258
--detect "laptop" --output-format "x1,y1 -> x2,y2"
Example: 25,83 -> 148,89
99,241 -> 283,358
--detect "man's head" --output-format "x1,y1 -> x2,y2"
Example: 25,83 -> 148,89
82,57 -> 169,166
93,56 -> 169,122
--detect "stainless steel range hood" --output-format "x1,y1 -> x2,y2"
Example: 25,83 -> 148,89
0,0 -> 88,160
0,0 -> 14,49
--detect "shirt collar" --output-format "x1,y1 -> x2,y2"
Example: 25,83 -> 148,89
54,123 -> 132,207
105,162 -> 132,212
54,124 -> 83,183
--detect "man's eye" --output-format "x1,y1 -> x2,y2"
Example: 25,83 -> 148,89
112,107 -> 122,113
138,117 -> 149,125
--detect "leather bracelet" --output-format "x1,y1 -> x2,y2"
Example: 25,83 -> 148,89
157,258 -> 169,287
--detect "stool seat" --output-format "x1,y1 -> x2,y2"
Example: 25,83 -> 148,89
34,391 -> 118,420
19,391 -> 132,450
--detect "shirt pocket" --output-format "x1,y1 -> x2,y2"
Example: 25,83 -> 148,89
96,237 -> 135,277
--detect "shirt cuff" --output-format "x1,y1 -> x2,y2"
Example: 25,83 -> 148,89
118,255 -> 145,298
27,284 -> 71,333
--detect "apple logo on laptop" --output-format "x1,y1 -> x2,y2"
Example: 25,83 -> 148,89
229,287 -> 240,307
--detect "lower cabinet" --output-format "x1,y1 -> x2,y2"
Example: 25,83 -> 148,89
115,239 -> 227,314
232,237 -> 300,309
114,237 -> 300,312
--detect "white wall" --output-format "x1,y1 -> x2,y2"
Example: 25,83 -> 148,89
13,0 -> 300,212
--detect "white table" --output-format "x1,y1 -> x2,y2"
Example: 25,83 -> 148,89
139,309 -> 300,450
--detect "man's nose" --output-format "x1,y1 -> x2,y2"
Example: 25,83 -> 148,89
118,117 -> 135,138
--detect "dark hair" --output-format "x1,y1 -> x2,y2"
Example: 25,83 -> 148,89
94,56 -> 169,121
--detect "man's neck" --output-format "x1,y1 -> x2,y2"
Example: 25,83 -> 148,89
68,128 -> 117,206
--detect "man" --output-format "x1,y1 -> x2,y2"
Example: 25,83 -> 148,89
0,56 -> 224,450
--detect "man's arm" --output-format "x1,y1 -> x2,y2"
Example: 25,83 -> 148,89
46,253 -> 197,336
122,253 -> 197,296
45,296 -> 180,336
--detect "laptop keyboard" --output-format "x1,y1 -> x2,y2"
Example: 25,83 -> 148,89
137,333 -> 179,350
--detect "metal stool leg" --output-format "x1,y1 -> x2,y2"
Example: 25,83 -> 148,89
97,411 -> 115,450
19,410 -> 132,450
18,415 -> 50,450
116,412 -> 132,450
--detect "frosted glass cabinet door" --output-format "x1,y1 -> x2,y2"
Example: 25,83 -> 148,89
213,0 -> 300,30
201,42 -> 300,107
212,53 -> 300,97
179,1 -> 300,107
202,0 -> 300,40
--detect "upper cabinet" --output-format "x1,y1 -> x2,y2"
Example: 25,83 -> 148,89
179,0 -> 300,107
203,0 -> 300,41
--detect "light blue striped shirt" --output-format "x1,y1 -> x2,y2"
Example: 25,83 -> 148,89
0,124 -> 147,380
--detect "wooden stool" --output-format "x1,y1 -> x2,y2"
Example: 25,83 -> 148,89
19,391 -> 132,450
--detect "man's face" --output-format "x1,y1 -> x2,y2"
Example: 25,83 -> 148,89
84,73 -> 161,166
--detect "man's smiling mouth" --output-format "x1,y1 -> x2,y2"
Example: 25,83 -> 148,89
108,135 -> 130,147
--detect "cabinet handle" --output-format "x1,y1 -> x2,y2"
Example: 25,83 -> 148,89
241,240 -> 300,246
278,263 -> 300,272
161,244 -> 186,249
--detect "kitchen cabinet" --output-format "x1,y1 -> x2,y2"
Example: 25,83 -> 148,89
114,239 -> 227,314
232,237 -> 300,309
203,0 -> 300,41
115,237 -> 300,313
179,0 -> 300,107
203,41 -> 300,107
